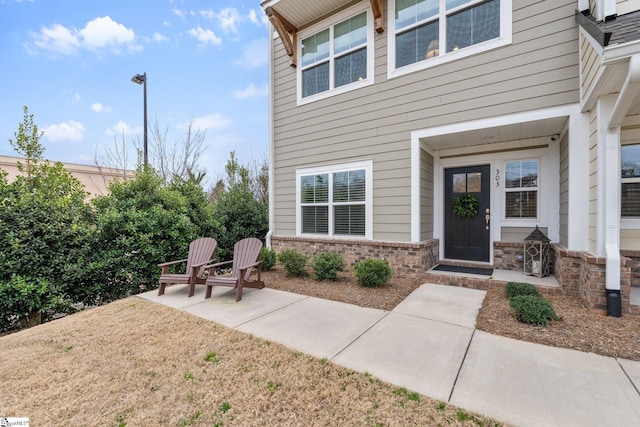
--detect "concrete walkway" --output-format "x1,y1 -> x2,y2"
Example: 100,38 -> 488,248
138,283 -> 640,427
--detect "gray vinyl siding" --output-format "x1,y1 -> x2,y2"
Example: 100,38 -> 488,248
580,33 -> 601,98
621,229 -> 640,250
501,227 -> 549,243
588,109 -> 598,253
559,132 -> 569,246
420,150 -> 434,241
271,0 -> 579,242
617,0 -> 640,15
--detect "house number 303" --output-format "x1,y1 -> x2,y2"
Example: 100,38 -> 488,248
495,168 -> 500,187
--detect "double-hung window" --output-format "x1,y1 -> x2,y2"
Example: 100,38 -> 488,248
298,4 -> 374,104
622,144 -> 640,217
505,159 -> 538,218
390,0 -> 511,76
297,161 -> 373,239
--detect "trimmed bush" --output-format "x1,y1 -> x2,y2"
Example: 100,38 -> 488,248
505,281 -> 541,299
354,258 -> 393,287
311,253 -> 345,281
0,275 -> 67,332
261,247 -> 276,272
509,295 -> 559,326
277,249 -> 309,277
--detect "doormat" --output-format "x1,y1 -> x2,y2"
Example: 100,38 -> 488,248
432,264 -> 494,276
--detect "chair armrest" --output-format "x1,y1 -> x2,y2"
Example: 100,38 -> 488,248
157,258 -> 188,268
192,258 -> 217,268
238,260 -> 263,271
203,260 -> 233,270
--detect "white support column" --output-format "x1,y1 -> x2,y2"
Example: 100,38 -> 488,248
567,107 -> 590,250
410,134 -> 421,243
597,94 -> 621,290
266,26 -> 275,248
595,0 -> 617,21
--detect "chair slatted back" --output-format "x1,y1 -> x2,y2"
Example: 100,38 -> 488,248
187,237 -> 217,276
231,238 -> 263,280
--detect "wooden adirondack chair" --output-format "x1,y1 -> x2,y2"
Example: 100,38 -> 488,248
204,237 -> 265,301
157,237 -> 217,297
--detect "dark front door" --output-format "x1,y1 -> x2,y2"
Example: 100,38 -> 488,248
444,165 -> 490,262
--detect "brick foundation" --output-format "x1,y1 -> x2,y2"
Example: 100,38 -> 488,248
270,236 -> 439,280
270,236 -> 639,316
553,245 -> 634,315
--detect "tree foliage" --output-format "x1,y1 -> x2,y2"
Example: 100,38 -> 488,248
82,168 -> 221,304
212,152 -> 269,260
0,107 -> 94,319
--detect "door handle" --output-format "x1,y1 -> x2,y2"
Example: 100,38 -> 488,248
484,208 -> 490,230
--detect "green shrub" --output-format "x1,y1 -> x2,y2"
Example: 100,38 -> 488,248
85,169 -> 213,305
354,258 -> 393,287
0,275 -> 67,332
261,247 -> 276,272
505,282 -> 541,299
311,253 -> 345,281
509,295 -> 559,326
0,107 -> 95,307
277,249 -> 309,277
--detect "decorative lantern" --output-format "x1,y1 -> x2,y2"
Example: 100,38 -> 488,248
524,226 -> 550,278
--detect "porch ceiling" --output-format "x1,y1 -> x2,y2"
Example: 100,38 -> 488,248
419,117 -> 568,152
260,0 -> 350,29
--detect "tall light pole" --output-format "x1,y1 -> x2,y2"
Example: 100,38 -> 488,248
131,72 -> 148,167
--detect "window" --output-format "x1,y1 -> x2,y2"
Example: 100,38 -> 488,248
505,160 -> 538,218
389,0 -> 511,76
622,144 -> 640,217
297,161 -> 372,238
298,4 -> 374,104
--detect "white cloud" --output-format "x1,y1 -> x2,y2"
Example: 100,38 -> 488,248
43,120 -> 85,141
236,39 -> 268,68
91,103 -> 112,113
188,27 -> 221,47
31,23 -> 80,55
27,16 -> 139,55
189,114 -> 231,131
105,121 -> 142,137
216,8 -> 242,34
73,93 -> 81,102
232,83 -> 268,99
172,8 -> 184,18
163,20 -> 172,28
199,9 -> 215,19
247,9 -> 259,25
145,32 -> 169,43
79,16 -> 136,51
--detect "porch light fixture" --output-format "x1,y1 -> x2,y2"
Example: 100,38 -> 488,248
130,72 -> 148,167
523,226 -> 551,278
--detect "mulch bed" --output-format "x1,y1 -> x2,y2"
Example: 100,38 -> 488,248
263,268 -> 640,361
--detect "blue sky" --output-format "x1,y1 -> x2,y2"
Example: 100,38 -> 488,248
0,0 -> 269,185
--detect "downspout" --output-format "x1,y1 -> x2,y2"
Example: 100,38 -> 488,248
266,26 -> 275,248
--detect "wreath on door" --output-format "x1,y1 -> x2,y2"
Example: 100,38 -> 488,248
452,194 -> 480,218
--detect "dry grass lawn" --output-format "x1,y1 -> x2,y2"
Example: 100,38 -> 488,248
0,294 -> 502,426
3,265 -> 638,425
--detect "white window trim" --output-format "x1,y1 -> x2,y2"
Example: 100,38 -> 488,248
621,142 -> 640,229
387,0 -> 512,79
297,2 -> 375,106
296,160 -> 373,240
503,158 -> 540,223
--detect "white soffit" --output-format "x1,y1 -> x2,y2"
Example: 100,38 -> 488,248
420,117 -> 568,151
261,0 -> 354,28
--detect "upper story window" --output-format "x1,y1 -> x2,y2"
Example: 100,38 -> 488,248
622,144 -> 640,217
389,0 -> 511,78
505,159 -> 538,218
298,3 -> 374,105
